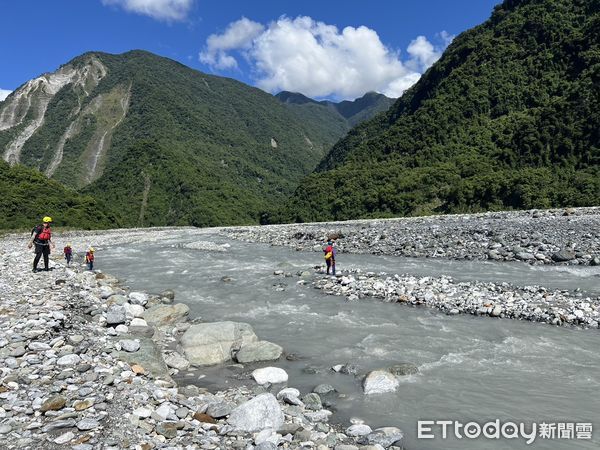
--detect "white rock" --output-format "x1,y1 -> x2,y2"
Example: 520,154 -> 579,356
362,370 -> 399,395
255,429 -> 282,445
129,318 -> 148,327
346,424 -> 373,436
252,367 -> 288,385
28,342 -> 51,351
99,286 -> 114,299
119,339 -> 140,352
124,303 -> 145,318
54,431 -> 74,444
154,403 -> 172,420
57,354 -> 81,366
129,292 -> 149,306
490,305 -> 503,317
276,388 -> 300,400
51,311 -> 65,320
304,410 -> 333,423
133,407 -> 153,418
228,393 -> 284,432
340,276 -> 353,285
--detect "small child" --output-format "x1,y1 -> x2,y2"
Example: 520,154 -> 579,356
84,247 -> 95,271
63,243 -> 72,266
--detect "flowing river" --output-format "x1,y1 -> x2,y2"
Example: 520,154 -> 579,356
99,230 -> 600,449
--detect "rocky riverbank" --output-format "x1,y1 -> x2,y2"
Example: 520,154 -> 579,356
223,207 -> 600,329
223,207 -> 600,266
0,230 -> 406,450
307,269 -> 600,329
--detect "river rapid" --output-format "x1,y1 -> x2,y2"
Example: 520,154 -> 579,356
98,229 -> 600,450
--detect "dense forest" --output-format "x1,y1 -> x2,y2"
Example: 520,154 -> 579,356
0,159 -> 116,230
269,0 -> 600,223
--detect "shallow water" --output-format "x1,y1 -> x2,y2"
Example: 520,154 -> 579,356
100,230 -> 600,449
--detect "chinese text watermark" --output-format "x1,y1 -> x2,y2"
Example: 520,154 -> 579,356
417,420 -> 593,445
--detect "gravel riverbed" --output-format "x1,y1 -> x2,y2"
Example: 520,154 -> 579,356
1,207 -> 599,449
0,230 -> 398,450
223,207 -> 600,266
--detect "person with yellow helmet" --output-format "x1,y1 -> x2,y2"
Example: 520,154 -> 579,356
28,216 -> 55,272
85,247 -> 95,271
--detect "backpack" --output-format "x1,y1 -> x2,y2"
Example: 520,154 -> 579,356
324,245 -> 333,260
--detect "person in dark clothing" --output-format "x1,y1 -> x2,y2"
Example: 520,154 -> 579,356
64,243 -> 72,266
28,216 -> 55,272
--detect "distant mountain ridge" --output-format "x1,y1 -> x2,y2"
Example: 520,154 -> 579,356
273,0 -> 600,223
0,50 -> 394,228
276,90 -> 396,127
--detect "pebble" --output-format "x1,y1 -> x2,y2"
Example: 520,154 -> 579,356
76,418 -> 100,431
54,431 -> 75,444
119,339 -> 140,352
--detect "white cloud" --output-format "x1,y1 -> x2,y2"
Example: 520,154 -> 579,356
0,89 -> 12,101
406,36 -> 439,72
200,17 -> 265,69
199,16 -> 453,99
101,0 -> 194,22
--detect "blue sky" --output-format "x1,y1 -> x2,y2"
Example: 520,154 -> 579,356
0,0 -> 501,101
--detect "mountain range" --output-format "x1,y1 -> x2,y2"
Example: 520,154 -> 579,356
0,50 -> 391,228
1,0 -> 598,230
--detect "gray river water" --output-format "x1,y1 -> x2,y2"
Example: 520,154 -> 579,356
99,230 -> 600,450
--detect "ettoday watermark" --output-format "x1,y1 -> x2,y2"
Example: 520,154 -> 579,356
417,420 -> 593,445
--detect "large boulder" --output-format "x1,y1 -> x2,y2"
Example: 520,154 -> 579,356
235,341 -> 283,363
551,249 -> 576,262
180,322 -> 258,366
106,305 -> 127,325
227,393 -> 284,432
362,370 -> 399,395
143,303 -> 189,327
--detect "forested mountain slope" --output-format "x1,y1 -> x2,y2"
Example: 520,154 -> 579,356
0,51 -> 353,226
275,0 -> 599,223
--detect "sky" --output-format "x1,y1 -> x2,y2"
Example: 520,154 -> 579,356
0,0 -> 502,101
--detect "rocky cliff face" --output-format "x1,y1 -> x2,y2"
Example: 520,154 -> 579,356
0,56 -> 135,188
1,57 -> 107,163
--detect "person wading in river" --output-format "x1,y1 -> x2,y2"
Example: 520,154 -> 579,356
28,216 -> 56,272
323,240 -> 336,276
85,247 -> 95,271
